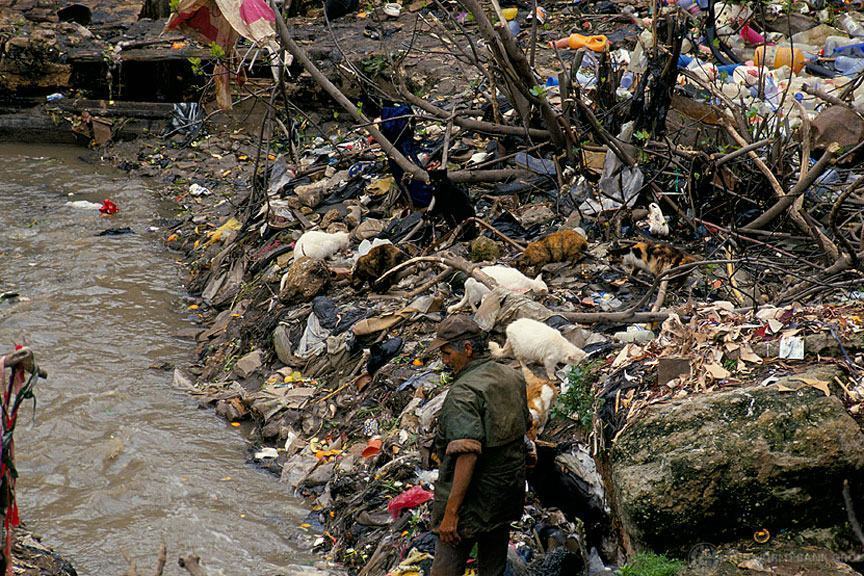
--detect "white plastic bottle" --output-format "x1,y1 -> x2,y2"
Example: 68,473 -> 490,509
836,55 -> 864,75
838,13 -> 864,38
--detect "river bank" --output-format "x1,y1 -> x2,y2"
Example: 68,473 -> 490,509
6,0 -> 864,575
0,145 -> 331,574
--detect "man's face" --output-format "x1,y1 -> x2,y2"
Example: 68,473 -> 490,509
440,342 -> 473,375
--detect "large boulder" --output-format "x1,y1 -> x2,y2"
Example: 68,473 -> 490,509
610,365 -> 864,553
279,256 -> 330,303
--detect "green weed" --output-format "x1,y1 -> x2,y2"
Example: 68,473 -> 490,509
617,552 -> 683,576
552,361 -> 601,427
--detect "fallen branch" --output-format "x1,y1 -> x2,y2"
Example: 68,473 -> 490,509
562,258 -> 736,323
743,142 -> 841,231
830,175 -> 864,271
152,542 -> 167,576
375,254 -> 497,290
2,348 -> 47,379
802,84 -> 864,114
447,168 -> 531,183
269,2 -> 430,183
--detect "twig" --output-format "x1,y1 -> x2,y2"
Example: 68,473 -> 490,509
575,96 -> 636,166
724,125 -> 785,199
441,217 -> 527,251
152,542 -> 167,576
269,1 -> 430,183
830,176 -> 864,270
713,138 -> 772,167
650,279 -> 669,312
743,143 -> 841,230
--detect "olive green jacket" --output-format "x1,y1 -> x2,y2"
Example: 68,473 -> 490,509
432,357 -> 530,537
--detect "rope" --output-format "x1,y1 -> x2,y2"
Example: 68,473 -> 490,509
0,348 -> 39,576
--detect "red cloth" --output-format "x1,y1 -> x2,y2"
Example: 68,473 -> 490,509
99,199 -> 119,215
387,485 -> 433,519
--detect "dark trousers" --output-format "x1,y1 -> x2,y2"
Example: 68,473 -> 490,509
430,525 -> 509,576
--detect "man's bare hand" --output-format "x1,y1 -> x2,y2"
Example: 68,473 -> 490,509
437,511 -> 460,545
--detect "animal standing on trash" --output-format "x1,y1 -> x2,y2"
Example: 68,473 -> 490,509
293,230 -> 350,260
644,203 -> 669,236
489,318 -> 587,380
516,229 -> 588,276
427,315 -> 531,576
521,365 -> 558,439
351,243 -> 408,292
447,278 -> 492,314
620,240 -> 696,277
479,265 -> 548,294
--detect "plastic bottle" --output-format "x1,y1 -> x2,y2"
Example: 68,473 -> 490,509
831,42 -> 864,58
825,35 -> 860,55
619,71 -> 635,89
550,33 -> 609,52
753,45 -> 807,73
836,55 -> 864,75
838,13 -> 864,38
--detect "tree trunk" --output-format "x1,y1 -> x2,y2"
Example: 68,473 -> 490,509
139,0 -> 172,20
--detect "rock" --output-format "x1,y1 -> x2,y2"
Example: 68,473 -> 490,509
279,257 -> 330,303
810,106 -> 864,158
352,218 -> 384,241
273,324 -> 294,365
682,542 -> 864,576
469,236 -> 501,262
303,462 -> 336,488
281,452 -> 319,491
215,397 -> 248,420
294,169 -> 349,208
345,205 -> 362,227
610,365 -> 864,552
656,357 -> 691,386
234,349 -> 264,378
320,208 -> 342,228
518,204 -> 555,227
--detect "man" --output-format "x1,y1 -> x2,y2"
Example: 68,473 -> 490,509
427,315 -> 531,576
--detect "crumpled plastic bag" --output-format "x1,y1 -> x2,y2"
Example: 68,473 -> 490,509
580,122 -> 643,215
295,311 -> 330,358
387,485 -> 433,519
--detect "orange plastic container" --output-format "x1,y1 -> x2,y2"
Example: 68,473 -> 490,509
753,45 -> 806,73
550,33 -> 608,52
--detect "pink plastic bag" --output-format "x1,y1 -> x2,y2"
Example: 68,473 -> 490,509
387,485 -> 433,519
240,0 -> 275,24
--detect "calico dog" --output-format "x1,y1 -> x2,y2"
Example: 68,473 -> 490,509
620,241 -> 697,277
351,243 -> 407,292
516,229 -> 588,276
521,365 -> 558,440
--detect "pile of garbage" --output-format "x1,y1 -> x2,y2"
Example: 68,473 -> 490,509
84,0 -> 864,572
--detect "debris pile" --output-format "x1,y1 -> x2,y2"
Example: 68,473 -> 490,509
143,0 -> 864,569
8,0 -> 864,572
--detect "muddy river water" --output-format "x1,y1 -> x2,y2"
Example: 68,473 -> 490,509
0,145 -> 318,575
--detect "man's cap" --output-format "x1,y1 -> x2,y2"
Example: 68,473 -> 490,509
427,315 -> 483,352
